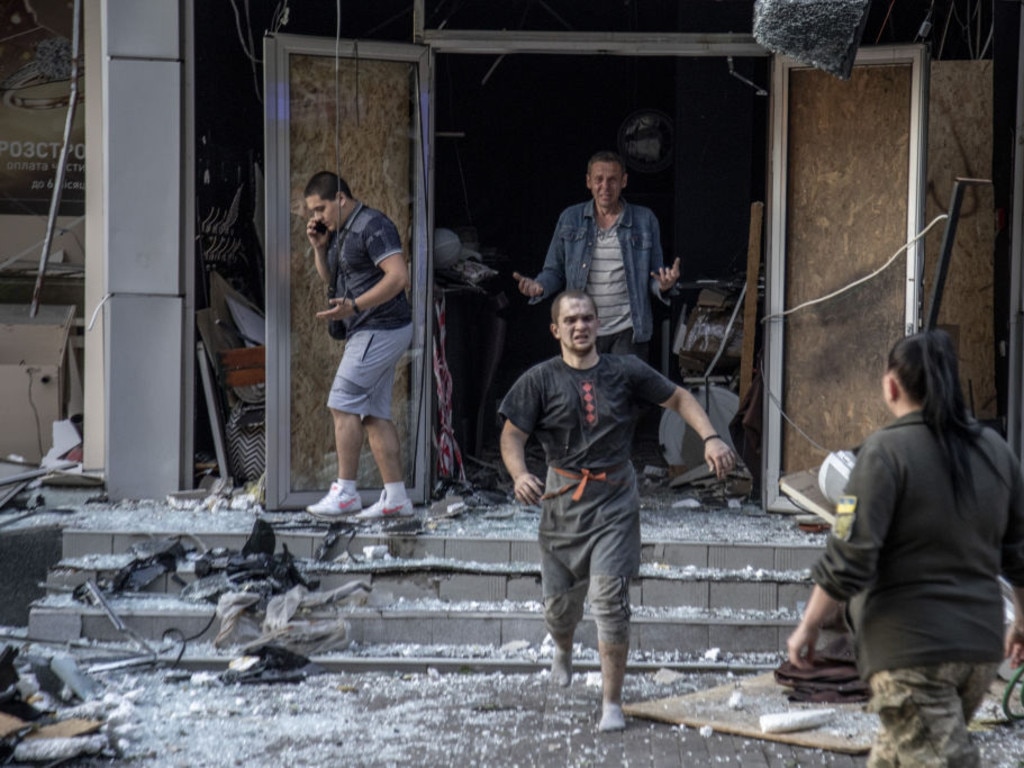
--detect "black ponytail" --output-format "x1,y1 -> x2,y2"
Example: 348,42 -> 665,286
887,330 -> 979,500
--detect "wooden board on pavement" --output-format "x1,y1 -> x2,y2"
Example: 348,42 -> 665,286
624,672 -> 875,754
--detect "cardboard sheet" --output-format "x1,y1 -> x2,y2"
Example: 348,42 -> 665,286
626,672 -> 1014,755
779,469 -> 835,525
624,672 -> 875,754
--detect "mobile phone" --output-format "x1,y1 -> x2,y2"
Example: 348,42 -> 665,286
313,220 -> 327,234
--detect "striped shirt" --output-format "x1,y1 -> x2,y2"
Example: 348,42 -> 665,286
587,221 -> 632,336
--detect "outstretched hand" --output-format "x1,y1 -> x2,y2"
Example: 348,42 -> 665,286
652,257 -> 681,294
512,271 -> 544,298
703,436 -> 736,479
315,297 -> 355,321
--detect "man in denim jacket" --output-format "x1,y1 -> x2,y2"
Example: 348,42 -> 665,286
513,151 -> 680,359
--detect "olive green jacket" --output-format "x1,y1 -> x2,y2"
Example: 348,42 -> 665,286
812,411 -> 1024,679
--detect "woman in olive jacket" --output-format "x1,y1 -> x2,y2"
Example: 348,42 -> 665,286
787,330 -> 1024,767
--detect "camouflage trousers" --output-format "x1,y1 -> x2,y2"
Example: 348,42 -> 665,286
866,661 -> 1000,767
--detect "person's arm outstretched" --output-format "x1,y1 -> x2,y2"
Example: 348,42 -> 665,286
659,387 -> 735,479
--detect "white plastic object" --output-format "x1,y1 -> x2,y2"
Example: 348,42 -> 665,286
759,708 -> 836,734
818,450 -> 856,505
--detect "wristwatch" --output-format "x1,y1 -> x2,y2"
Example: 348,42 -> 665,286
351,298 -> 360,313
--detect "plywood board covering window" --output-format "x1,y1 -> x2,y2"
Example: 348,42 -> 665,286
781,63 -> 911,473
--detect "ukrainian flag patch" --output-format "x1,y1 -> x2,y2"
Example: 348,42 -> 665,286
833,495 -> 857,540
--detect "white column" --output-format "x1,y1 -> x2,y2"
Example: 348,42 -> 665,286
93,0 -> 188,498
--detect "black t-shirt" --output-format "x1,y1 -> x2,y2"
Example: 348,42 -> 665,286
327,204 -> 411,333
499,354 -> 676,469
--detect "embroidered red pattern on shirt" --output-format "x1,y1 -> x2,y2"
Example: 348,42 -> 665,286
580,380 -> 598,428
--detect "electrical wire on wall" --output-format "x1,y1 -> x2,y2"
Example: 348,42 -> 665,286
25,367 -> 45,459
334,0 -> 342,179
761,213 -> 948,323
759,213 -> 950,455
229,0 -> 291,104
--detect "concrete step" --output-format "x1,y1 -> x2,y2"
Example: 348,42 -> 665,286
59,527 -> 824,573
27,593 -> 801,655
34,520 -> 820,660
46,554 -> 813,614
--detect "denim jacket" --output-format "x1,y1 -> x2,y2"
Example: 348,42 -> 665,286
532,198 -> 667,343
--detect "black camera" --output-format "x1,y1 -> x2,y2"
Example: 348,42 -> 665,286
312,220 -> 328,234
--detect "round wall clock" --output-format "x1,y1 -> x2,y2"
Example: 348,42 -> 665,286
617,109 -> 673,173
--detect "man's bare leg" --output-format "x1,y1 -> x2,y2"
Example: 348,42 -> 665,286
331,409 -> 364,479
598,641 -> 628,732
364,415 -> 403,483
550,633 -> 574,687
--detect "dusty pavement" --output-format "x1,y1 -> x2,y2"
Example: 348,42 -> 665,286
15,656 -> 1018,768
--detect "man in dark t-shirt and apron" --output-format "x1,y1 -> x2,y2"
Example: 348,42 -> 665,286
499,290 -> 736,732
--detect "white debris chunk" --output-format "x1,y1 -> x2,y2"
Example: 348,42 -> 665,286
652,668 -> 685,685
584,672 -> 603,688
672,497 -> 701,509
699,724 -> 714,737
727,690 -> 744,710
500,640 -> 531,654
759,709 -> 835,734
14,735 -> 107,762
703,647 -> 721,661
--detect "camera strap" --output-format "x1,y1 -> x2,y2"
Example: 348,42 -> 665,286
328,202 -> 365,302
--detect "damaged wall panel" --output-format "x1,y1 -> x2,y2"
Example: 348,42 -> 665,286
287,55 -> 413,490
923,60 -> 995,420
780,63 -> 912,473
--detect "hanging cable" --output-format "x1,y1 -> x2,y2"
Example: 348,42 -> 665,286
761,213 -> 948,323
228,0 -> 261,103
759,356 -> 830,455
335,0 -> 342,179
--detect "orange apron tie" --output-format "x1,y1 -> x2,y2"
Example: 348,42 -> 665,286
541,466 -> 616,502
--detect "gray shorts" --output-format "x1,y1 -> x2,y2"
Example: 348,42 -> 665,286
327,323 -> 412,419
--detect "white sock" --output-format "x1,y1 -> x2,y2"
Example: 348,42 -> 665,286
338,479 -> 357,496
599,702 -> 626,732
384,482 -> 408,504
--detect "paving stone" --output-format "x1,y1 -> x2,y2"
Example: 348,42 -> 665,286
709,580 -> 779,611
498,615 -> 548,645
438,573 -> 508,602
774,545 -> 822,571
505,573 -> 542,601
709,544 -> 776,570
778,581 -> 813,612
509,539 -> 538,563
642,578 -> 708,609
370,572 -> 438,601
62,531 -> 114,558
274,533 -> 314,558
390,534 -> 445,560
708,623 -> 781,654
28,608 -> 82,642
634,620 -> 709,654
444,537 -> 511,564
645,541 -> 709,568
433,614 -> 501,646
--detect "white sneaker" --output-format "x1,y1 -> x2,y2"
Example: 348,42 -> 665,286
306,482 -> 362,520
352,491 -> 414,521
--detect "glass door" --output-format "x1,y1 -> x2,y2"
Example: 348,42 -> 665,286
263,34 -> 431,510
